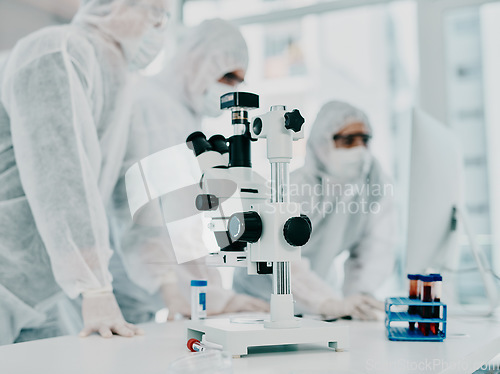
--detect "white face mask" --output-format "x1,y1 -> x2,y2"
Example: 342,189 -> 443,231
123,26 -> 165,71
325,146 -> 372,182
201,82 -> 232,117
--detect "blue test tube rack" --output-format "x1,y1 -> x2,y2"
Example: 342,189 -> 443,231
385,297 -> 447,342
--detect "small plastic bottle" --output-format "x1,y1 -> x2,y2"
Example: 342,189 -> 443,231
430,274 -> 442,335
191,280 -> 207,320
407,274 -> 419,331
419,275 -> 434,336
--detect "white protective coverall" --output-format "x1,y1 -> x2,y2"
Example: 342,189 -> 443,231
0,0 -> 168,344
109,19 -> 268,322
233,101 -> 397,318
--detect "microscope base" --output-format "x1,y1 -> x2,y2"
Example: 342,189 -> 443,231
186,317 -> 349,357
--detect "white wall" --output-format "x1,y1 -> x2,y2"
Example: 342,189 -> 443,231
0,0 -> 75,52
480,2 -> 500,275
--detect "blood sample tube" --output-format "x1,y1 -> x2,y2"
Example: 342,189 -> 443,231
407,274 -> 419,331
419,275 -> 434,336
417,274 -> 423,316
430,274 -> 442,335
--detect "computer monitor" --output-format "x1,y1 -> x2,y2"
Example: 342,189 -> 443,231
406,108 -> 498,311
406,108 -> 463,275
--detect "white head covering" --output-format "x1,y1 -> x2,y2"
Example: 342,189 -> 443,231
159,18 -> 249,114
305,101 -> 372,175
74,0 -> 168,65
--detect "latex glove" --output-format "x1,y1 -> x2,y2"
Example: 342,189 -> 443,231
319,294 -> 384,321
79,290 -> 144,338
222,294 -> 270,314
160,282 -> 191,321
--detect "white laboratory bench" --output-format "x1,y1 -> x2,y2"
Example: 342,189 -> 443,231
0,316 -> 499,374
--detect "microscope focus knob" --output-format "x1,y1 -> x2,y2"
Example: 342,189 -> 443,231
284,109 -> 305,133
228,211 -> 262,243
195,194 -> 219,211
283,215 -> 312,247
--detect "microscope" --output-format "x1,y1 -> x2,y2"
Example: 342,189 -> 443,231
183,92 -> 349,357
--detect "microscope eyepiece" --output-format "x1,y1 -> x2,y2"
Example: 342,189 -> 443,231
186,131 -> 212,156
208,135 -> 229,155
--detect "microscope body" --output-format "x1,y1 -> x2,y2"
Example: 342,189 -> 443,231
187,92 -> 311,328
184,92 -> 349,356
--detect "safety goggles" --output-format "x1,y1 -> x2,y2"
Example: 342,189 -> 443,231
150,8 -> 171,29
125,1 -> 171,29
333,133 -> 372,147
220,72 -> 245,86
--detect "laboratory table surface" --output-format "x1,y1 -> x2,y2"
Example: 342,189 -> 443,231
1,316 -> 499,374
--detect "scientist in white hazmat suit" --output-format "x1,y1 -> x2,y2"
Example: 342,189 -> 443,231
108,18 -> 269,323
0,0 -> 170,344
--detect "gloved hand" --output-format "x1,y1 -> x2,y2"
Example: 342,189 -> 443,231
160,282 -> 191,321
79,290 -> 144,338
319,294 -> 384,321
222,294 -> 270,314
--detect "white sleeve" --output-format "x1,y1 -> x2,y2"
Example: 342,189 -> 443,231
343,195 -> 398,296
291,258 -> 342,314
108,104 -> 177,294
4,52 -> 113,298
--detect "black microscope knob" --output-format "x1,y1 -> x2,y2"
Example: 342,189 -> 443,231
283,216 -> 312,247
301,214 -> 312,231
195,194 -> 219,211
228,211 -> 262,243
284,109 -> 305,133
253,117 -> 263,136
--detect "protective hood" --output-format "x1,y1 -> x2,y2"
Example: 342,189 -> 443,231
159,18 -> 249,114
73,0 -> 168,64
305,101 -> 372,177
